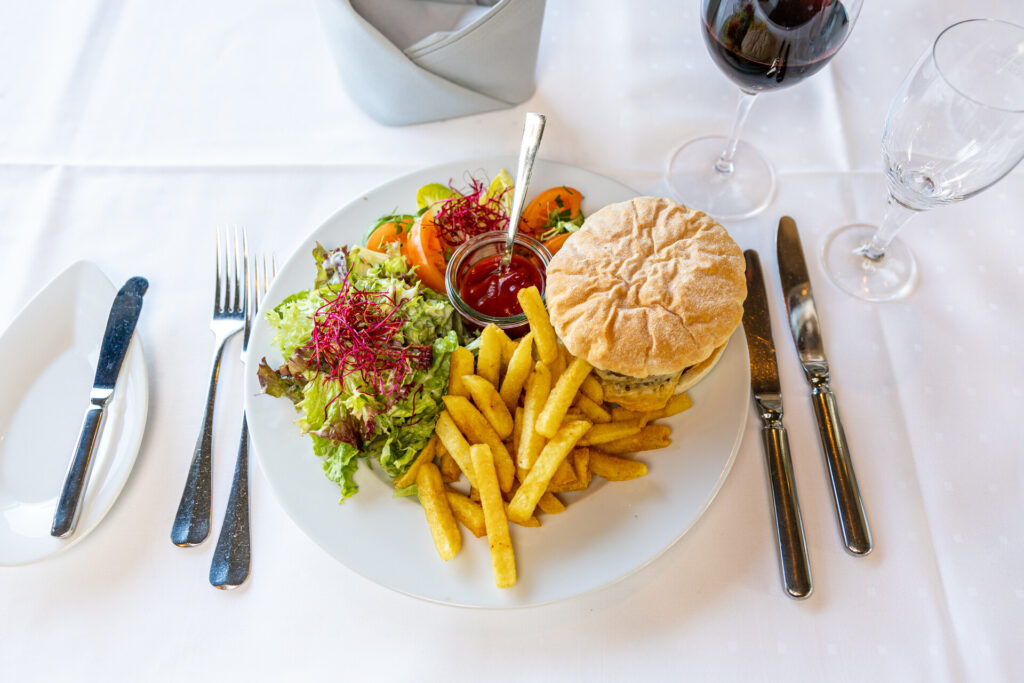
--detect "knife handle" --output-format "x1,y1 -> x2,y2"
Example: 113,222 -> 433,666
761,422 -> 813,599
52,402 -> 106,538
811,385 -> 873,555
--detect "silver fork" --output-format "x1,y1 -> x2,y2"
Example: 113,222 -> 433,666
172,228 -> 247,547
210,253 -> 274,589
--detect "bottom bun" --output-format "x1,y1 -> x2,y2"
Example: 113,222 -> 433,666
673,341 -> 728,394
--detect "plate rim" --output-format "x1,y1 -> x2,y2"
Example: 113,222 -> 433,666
244,156 -> 749,607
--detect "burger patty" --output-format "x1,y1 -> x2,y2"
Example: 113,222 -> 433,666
593,367 -> 683,392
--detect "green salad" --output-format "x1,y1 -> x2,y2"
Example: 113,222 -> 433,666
258,243 -> 462,501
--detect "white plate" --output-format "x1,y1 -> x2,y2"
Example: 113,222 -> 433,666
0,261 -> 148,565
244,157 -> 749,607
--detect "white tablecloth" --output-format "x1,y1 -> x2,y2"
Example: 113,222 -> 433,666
2,1 -> 1021,681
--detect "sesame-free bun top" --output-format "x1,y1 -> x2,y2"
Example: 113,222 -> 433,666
545,197 -> 746,378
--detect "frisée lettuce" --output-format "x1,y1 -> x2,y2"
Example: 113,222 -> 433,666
258,243 -> 461,502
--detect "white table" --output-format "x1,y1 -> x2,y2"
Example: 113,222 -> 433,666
2,1 -> 1021,680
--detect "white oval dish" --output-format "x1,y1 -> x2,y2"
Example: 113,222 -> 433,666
244,157 -> 748,607
0,261 -> 148,565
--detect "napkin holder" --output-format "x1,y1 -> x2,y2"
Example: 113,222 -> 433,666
312,0 -> 546,125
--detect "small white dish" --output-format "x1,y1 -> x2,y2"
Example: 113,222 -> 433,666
244,157 -> 749,607
0,261 -> 148,565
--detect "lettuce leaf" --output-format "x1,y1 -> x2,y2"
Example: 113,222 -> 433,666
261,242 -> 464,502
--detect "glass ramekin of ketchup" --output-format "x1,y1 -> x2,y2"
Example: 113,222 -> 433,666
444,232 -> 552,336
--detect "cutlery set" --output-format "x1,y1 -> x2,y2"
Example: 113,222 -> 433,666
169,228 -> 273,588
743,217 -> 872,599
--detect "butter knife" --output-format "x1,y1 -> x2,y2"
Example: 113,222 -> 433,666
51,276 -> 149,538
742,250 -> 812,599
777,216 -> 872,556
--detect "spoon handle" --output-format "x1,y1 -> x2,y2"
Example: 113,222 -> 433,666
503,112 -> 546,265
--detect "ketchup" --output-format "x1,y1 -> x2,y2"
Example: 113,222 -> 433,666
458,254 -> 544,318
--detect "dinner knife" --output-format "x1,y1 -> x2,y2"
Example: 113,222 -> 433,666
742,250 -> 812,599
777,216 -> 873,556
51,276 -> 149,538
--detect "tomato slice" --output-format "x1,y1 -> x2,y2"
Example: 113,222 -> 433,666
367,219 -> 411,251
366,217 -> 413,257
406,210 -> 447,292
543,232 -> 572,256
519,186 -> 583,235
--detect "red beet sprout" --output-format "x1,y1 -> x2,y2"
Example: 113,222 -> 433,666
301,275 -> 433,421
434,176 -> 510,248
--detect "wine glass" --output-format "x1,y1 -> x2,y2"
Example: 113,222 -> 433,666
822,19 -> 1024,302
668,0 -> 862,220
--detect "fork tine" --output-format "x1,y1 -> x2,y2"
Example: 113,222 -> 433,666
231,226 -> 242,314
243,228 -> 249,317
241,229 -> 250,342
214,230 -> 223,315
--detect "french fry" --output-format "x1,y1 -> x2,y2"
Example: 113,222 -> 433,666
548,447 -> 592,493
580,374 -> 604,403
504,477 -> 521,501
439,452 -> 461,483
392,435 -> 437,489
469,486 -> 481,502
470,444 -> 516,589
577,419 -> 644,446
493,325 -> 513,349
575,394 -> 611,423
434,411 -> 477,488
442,395 -> 515,492
573,447 -> 591,486
506,502 -> 540,527
536,491 -> 566,514
548,457 -> 578,489
447,346 -> 475,398
598,425 -> 672,454
513,406 -> 524,457
536,357 -> 593,437
436,438 -> 448,458
517,286 -> 559,364
499,331 -> 534,410
445,489 -> 486,538
501,338 -> 518,368
547,349 -> 567,384
647,392 -> 694,420
589,449 -> 649,481
507,420 -> 591,524
478,324 -> 504,387
416,463 -> 461,561
462,374 -> 514,439
517,361 -> 551,469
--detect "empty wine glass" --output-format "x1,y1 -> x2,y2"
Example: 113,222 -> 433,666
667,0 -> 862,221
822,18 -> 1024,302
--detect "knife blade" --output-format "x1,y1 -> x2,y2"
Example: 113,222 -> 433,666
51,276 -> 149,538
777,216 -> 872,556
742,250 -> 812,599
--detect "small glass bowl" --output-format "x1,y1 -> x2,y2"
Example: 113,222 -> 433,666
444,232 -> 552,335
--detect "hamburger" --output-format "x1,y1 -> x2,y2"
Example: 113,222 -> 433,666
544,197 -> 746,411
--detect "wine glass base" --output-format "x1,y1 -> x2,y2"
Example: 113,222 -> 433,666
821,224 -> 918,302
665,135 -> 776,221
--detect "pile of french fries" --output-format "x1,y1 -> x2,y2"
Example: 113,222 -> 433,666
393,286 -> 693,589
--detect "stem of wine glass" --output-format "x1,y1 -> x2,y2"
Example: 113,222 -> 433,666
714,90 -> 759,177
860,194 -> 919,260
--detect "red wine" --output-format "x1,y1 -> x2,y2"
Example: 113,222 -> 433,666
703,0 -> 852,92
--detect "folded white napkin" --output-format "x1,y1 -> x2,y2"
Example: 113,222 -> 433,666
313,0 -> 546,125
